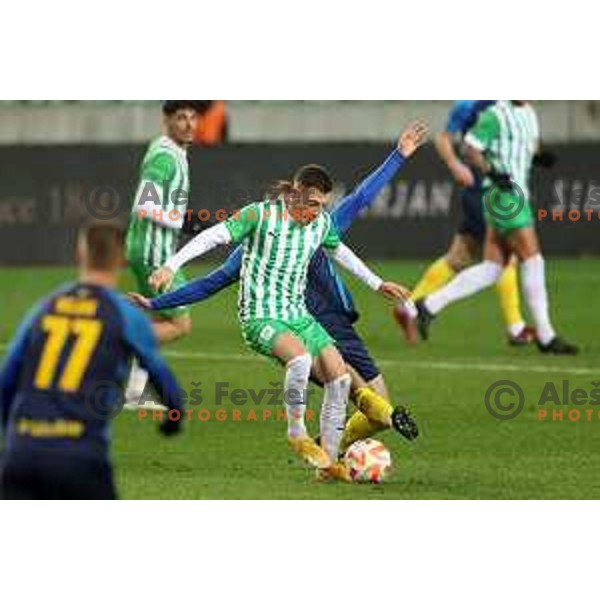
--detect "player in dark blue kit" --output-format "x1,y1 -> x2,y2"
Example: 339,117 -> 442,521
0,222 -> 184,500
396,101 -> 535,346
129,122 -> 428,450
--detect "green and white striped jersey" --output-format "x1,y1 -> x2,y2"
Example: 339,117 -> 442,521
126,135 -> 190,267
224,199 -> 342,323
465,101 -> 540,199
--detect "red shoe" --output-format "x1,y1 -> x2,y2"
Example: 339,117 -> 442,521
508,325 -> 537,347
392,304 -> 418,346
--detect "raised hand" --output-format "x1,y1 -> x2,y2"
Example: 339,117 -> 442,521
398,121 -> 430,158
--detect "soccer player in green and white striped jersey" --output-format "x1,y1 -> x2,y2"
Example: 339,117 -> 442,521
124,101 -> 200,406
416,101 -> 578,355
149,166 -> 411,480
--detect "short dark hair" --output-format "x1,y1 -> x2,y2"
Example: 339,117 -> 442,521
162,101 -> 203,116
293,164 -> 334,194
79,221 -> 125,270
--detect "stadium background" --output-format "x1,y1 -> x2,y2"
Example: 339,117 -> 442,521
1,101 -> 599,499
1,101 -> 600,265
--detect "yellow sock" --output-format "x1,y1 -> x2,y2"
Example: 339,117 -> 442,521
353,387 -> 393,426
340,388 -> 393,451
412,258 -> 456,301
495,264 -> 525,333
341,411 -> 385,451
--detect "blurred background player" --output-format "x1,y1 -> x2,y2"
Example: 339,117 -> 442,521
415,101 -> 578,355
130,122 -> 429,453
0,222 -> 183,500
395,101 -> 535,346
194,101 -> 228,146
124,101 -> 201,410
148,168 -> 411,481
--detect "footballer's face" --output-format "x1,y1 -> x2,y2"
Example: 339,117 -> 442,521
289,185 -> 330,226
165,108 -> 198,147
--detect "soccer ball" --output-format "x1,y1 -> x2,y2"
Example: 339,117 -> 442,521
344,439 -> 392,484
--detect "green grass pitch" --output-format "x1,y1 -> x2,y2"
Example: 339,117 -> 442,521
1,259 -> 599,499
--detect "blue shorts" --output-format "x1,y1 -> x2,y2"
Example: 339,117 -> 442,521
318,316 -> 381,383
458,185 -> 486,243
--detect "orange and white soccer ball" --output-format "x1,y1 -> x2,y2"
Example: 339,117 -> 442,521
344,439 -> 392,483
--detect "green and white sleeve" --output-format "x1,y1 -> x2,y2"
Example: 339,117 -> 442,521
223,203 -> 261,244
165,202 -> 262,272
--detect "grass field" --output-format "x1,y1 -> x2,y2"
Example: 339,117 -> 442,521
1,259 -> 599,499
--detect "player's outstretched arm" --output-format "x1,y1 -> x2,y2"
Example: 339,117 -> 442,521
327,243 -> 411,303
149,222 -> 233,293
134,247 -> 243,312
436,103 -> 476,188
149,202 -> 261,293
332,121 -> 429,235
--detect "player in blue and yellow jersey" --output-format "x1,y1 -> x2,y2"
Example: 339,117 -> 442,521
0,222 -> 184,500
396,101 -> 535,346
415,101 -> 577,355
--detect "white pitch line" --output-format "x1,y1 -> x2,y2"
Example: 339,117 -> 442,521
0,343 -> 596,376
161,349 -> 598,376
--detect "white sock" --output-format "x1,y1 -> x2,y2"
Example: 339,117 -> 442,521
284,354 -> 312,439
401,298 -> 419,319
520,254 -> 556,346
125,359 -> 149,404
425,261 -> 503,315
320,374 -> 351,460
508,322 -> 526,338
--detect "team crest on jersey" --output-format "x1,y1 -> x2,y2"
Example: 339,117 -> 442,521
259,325 -> 276,342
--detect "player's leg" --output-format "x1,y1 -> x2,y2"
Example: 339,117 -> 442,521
495,256 -> 535,345
398,223 -> 481,343
125,264 -> 191,408
507,227 -> 578,355
465,184 -> 530,344
408,184 -> 529,345
244,319 -> 332,469
366,374 -> 389,399
273,333 -> 313,440
411,183 -> 486,301
321,318 -> 418,445
311,361 -> 394,449
296,319 -> 353,481
312,345 -> 352,461
316,319 -> 393,438
152,313 -> 193,344
410,251 -> 459,302
412,186 -> 482,296
344,368 -> 418,447
416,227 -> 507,340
